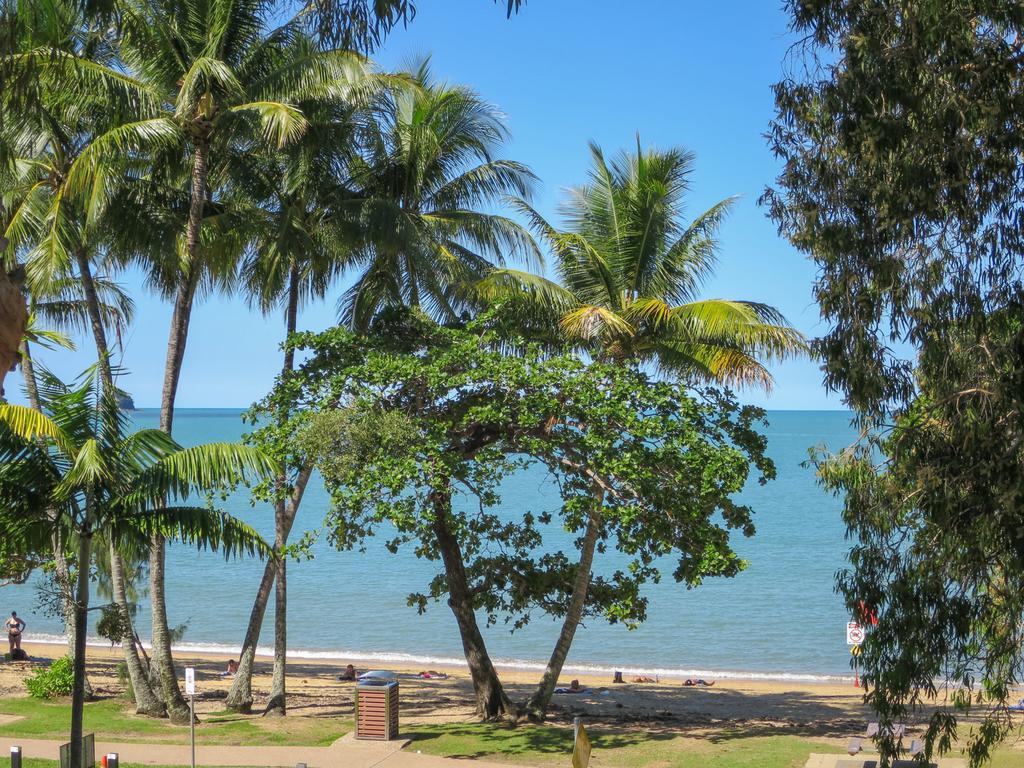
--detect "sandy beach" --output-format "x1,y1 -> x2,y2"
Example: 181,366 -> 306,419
0,641 -> 879,737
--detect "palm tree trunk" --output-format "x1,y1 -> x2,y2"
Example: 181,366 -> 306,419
73,250 -> 114,389
430,483 -> 513,720
72,249 -> 160,714
149,536 -> 190,723
52,530 -> 94,701
110,545 -> 164,716
68,527 -> 91,768
264,261 -> 302,717
263,543 -> 286,716
226,467 -> 312,712
150,140 -> 209,725
19,340 -> 40,411
525,484 -> 604,720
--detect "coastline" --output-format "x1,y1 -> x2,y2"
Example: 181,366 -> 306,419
23,633 -> 854,686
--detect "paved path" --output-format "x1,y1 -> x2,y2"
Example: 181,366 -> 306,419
0,733 -> 525,768
804,752 -> 967,768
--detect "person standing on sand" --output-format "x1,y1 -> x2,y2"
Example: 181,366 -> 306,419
5,611 -> 25,654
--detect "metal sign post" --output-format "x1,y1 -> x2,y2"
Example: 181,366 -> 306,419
10,745 -> 21,768
847,622 -> 865,688
184,667 -> 196,768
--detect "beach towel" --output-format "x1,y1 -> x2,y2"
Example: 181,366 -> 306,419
1009,699 -> 1024,712
555,687 -> 588,694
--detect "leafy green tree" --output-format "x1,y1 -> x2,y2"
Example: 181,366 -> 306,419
477,139 -> 805,716
765,2 -> 1024,764
339,60 -> 539,329
266,311 -> 772,720
0,370 -> 274,768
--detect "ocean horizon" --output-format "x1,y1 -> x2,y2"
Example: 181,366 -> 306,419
1,409 -> 861,683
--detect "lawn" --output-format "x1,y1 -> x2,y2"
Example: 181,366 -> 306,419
405,721 -> 1024,768
404,722 -> 847,768
0,697 -> 350,747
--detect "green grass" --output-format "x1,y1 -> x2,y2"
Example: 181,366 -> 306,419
0,697 -> 350,747
404,722 -> 847,768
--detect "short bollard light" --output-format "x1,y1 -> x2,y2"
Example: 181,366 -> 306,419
106,753 -> 119,768
10,745 -> 22,768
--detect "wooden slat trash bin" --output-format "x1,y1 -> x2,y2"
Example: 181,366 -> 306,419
355,673 -> 399,740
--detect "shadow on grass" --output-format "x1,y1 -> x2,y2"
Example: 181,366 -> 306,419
405,721 -> 676,760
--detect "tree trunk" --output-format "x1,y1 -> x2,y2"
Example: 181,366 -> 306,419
263,548 -> 286,716
525,485 -> 604,720
149,140 -> 209,725
68,528 -> 91,768
73,249 -> 113,389
225,557 -> 275,713
226,466 -> 312,712
72,249 -> 162,715
19,340 -> 40,410
149,535 -> 191,723
52,531 -> 93,701
0,265 -> 27,400
263,262 -> 301,717
110,545 -> 164,716
430,484 -> 514,720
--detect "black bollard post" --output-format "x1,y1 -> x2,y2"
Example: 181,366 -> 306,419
10,746 -> 21,768
105,753 -> 118,768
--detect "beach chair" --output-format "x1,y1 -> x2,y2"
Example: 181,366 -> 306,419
866,722 -> 880,737
909,739 -> 924,758
846,737 -> 863,755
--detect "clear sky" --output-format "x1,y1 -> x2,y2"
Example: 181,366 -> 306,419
15,1 -> 843,411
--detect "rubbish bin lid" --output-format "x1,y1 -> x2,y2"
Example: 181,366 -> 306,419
357,670 -> 398,685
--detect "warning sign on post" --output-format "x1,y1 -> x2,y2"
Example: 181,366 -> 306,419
846,622 -> 865,645
184,667 -> 195,695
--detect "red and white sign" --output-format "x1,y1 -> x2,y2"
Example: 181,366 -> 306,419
846,622 -> 865,645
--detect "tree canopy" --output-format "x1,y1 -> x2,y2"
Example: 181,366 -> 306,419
767,2 -> 1024,764
258,310 -> 774,718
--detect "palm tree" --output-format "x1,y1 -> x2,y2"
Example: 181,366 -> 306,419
339,60 -> 539,329
225,93 -> 360,714
0,1 -> 165,710
478,139 -> 808,719
0,370 -> 275,768
64,0 -> 370,721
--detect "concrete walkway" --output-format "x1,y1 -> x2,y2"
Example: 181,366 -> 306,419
804,753 -> 967,768
0,733 -> 526,768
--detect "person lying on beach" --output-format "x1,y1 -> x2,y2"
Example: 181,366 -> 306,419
220,659 -> 239,677
555,679 -> 587,694
682,678 -> 715,687
338,664 -> 358,681
632,675 -> 658,683
417,670 -> 448,679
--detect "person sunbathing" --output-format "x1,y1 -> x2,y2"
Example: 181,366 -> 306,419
683,678 -> 715,687
632,675 -> 658,683
220,659 -> 239,677
417,670 -> 448,679
555,679 -> 587,694
338,664 -> 358,681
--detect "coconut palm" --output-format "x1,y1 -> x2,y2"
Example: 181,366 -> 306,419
225,95 -> 361,714
480,140 -> 807,385
339,60 -> 539,329
477,140 -> 808,719
0,369 -> 275,768
60,0 -> 371,720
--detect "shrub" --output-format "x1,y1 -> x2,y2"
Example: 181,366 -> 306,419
25,656 -> 75,699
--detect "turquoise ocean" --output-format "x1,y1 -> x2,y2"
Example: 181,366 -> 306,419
1,409 -> 861,682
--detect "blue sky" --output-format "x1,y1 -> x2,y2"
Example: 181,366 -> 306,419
16,1 -> 841,410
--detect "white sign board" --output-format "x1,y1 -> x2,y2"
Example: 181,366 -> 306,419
184,667 -> 195,695
846,622 -> 865,645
